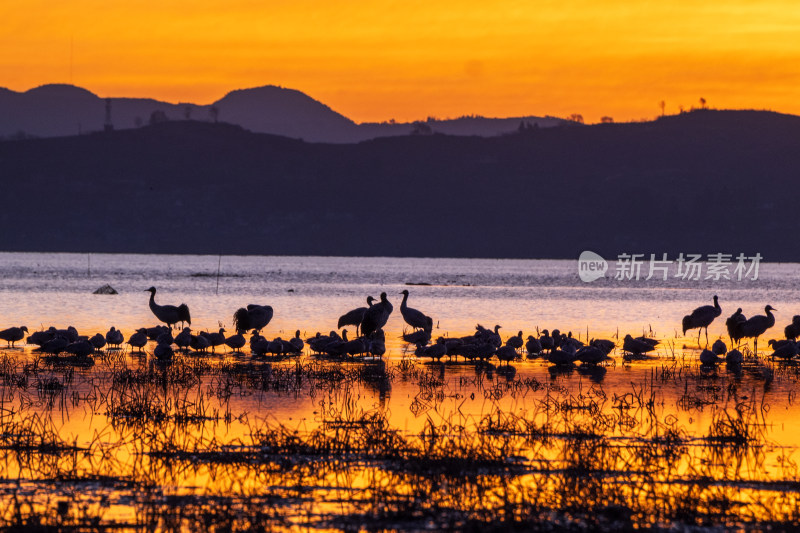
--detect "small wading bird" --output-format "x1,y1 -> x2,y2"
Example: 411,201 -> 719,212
154,341 -> 174,361
0,326 -> 28,347
105,327 -> 124,348
525,335 -> 542,356
507,331 -> 524,352
128,328 -> 148,352
711,339 -> 727,356
769,339 -> 798,360
576,345 -> 606,365
784,315 -> 800,340
89,333 -> 106,351
224,332 -> 246,352
337,296 -> 375,336
623,334 -> 658,356
682,295 -> 721,345
590,338 -> 616,355
699,348 -> 721,366
726,348 -> 744,365
737,305 -> 777,355
145,287 -> 191,329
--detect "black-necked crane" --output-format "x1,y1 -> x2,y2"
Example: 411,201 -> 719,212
338,296 -> 375,335
145,287 -> 191,329
361,292 -> 393,337
726,308 -> 746,347
399,290 -> 431,332
738,305 -> 776,355
233,304 -> 273,334
682,295 -> 721,345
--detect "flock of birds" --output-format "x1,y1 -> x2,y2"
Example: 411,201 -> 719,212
0,290 -> 795,367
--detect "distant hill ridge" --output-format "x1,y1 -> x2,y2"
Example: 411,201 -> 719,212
1,108 -> 799,260
0,83 -> 564,143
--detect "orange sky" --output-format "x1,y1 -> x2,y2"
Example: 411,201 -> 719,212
1,0 -> 799,123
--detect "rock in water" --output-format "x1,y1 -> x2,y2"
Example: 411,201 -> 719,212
93,284 -> 118,295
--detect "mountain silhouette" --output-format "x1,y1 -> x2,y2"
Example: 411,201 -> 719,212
0,108 -> 797,260
0,84 -> 565,142
213,85 -> 360,141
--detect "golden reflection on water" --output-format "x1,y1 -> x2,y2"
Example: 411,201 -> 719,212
1,326 -> 800,530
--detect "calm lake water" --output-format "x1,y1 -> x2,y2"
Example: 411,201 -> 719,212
0,251 -> 795,343
1,252 -> 799,529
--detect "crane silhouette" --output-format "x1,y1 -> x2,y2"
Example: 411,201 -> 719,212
399,290 -> 432,331
361,292 -> 393,337
145,287 -> 191,329
682,295 -> 721,346
725,308 -> 746,347
233,304 -> 273,334
337,296 -> 375,335
737,305 -> 776,355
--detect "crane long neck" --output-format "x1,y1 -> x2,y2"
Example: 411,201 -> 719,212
400,292 -> 408,309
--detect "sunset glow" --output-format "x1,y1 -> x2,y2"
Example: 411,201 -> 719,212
2,0 -> 800,122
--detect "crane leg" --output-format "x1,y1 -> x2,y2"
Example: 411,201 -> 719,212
705,327 -> 709,346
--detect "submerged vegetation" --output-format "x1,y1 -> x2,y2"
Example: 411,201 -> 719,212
0,342 -> 798,531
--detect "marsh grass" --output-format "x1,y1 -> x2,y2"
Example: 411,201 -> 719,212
0,345 -> 797,531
